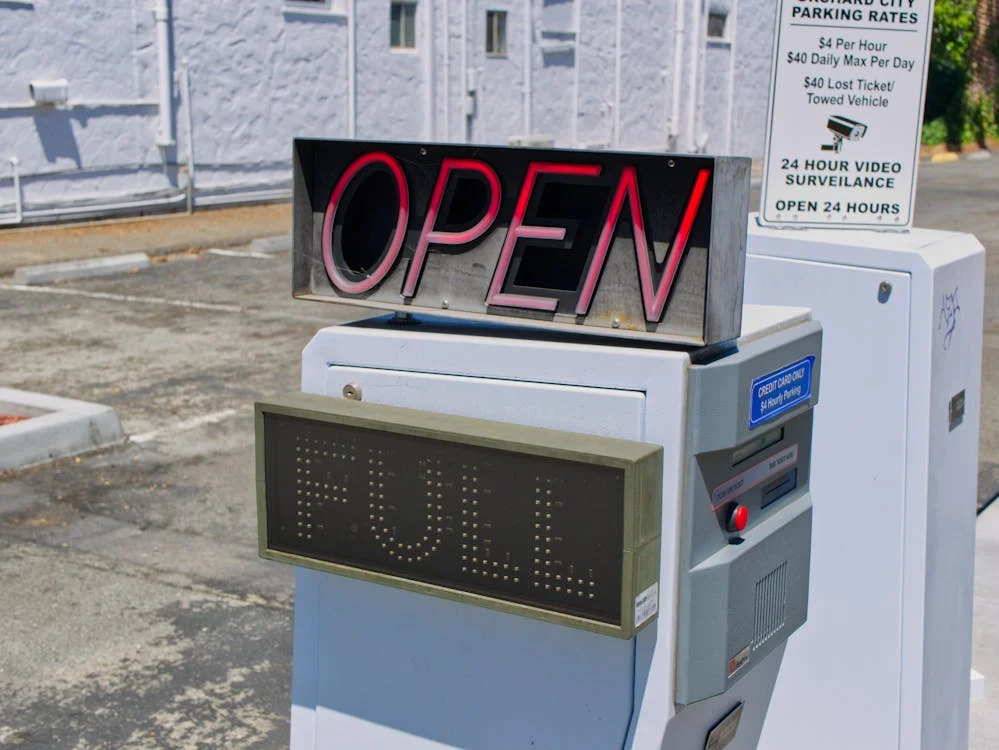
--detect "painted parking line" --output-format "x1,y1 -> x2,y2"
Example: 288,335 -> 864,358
206,248 -> 275,260
130,408 -> 241,444
0,283 -> 242,313
0,281 -> 345,325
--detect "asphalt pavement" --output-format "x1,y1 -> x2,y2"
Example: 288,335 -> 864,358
0,249 -> 360,747
0,156 -> 995,748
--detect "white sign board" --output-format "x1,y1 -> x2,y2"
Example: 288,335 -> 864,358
759,0 -> 934,229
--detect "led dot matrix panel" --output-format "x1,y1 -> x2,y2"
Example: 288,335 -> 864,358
256,393 -> 663,637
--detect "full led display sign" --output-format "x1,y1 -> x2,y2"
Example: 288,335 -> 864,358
256,393 -> 663,637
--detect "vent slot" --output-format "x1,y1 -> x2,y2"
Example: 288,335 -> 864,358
753,561 -> 788,650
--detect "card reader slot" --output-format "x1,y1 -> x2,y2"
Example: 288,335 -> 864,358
732,426 -> 784,466
761,468 -> 798,509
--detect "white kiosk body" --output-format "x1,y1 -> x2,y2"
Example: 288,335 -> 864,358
261,305 -> 820,750
258,140 -> 823,749
745,224 -> 985,750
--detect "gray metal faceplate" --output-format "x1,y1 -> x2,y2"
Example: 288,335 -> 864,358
676,320 -> 822,705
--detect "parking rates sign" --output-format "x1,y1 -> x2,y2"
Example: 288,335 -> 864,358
759,0 -> 934,230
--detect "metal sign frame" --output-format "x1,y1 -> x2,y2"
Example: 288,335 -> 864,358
256,392 -> 663,638
292,140 -> 750,347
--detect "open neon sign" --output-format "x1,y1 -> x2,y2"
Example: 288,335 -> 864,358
294,141 -> 750,346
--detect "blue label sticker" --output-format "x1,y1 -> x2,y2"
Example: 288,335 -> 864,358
749,356 -> 814,428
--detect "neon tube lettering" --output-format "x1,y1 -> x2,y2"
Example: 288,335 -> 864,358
403,158 -> 502,298
486,162 -> 602,311
321,151 -> 410,295
574,167 -> 711,321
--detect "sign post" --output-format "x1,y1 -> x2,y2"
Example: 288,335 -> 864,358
759,0 -> 934,229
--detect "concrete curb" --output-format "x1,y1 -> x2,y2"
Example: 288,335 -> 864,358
972,669 -> 986,701
922,149 -> 992,164
12,253 -> 150,285
0,388 -> 125,472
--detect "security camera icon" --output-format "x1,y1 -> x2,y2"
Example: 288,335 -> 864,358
821,115 -> 868,152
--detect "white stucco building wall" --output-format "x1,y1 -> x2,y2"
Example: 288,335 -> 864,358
0,0 -> 775,225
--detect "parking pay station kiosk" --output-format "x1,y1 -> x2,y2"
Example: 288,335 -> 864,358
745,224 -> 984,750
257,141 -> 822,749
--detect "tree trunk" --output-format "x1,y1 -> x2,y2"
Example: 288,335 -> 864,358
969,0 -> 998,97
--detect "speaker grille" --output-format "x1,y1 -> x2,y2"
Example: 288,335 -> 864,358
753,561 -> 788,650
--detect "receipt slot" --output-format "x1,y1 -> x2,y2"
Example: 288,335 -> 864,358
258,141 -> 823,749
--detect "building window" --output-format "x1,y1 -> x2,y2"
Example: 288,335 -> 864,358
391,2 -> 417,49
540,0 -> 576,53
707,12 -> 728,40
283,0 -> 345,16
486,11 -> 507,57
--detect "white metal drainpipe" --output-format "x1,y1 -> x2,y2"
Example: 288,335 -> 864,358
0,100 -> 157,112
686,0 -> 704,152
443,0 -> 450,141
3,157 -> 24,225
424,0 -> 436,140
670,0 -> 687,149
570,0 -> 581,147
613,0 -> 622,147
461,0 -> 470,142
3,187 -> 294,227
724,0 -> 740,153
154,0 -> 175,147
347,0 -> 357,138
178,62 -> 196,213
523,0 -> 532,136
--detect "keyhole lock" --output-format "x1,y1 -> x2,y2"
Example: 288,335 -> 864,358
877,281 -> 893,303
342,383 -> 362,401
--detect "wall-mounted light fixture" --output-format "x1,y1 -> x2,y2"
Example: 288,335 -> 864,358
28,79 -> 69,106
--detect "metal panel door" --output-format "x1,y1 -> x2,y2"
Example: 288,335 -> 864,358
745,255 -> 911,750
302,365 -> 646,750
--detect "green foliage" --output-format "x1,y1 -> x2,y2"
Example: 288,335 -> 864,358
922,97 -> 999,146
986,6 -> 999,135
921,117 -> 948,145
924,0 -> 978,147
931,0 -> 977,67
967,92 -> 999,145
994,22 -> 999,128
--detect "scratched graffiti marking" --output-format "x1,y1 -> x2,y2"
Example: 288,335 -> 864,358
938,287 -> 960,350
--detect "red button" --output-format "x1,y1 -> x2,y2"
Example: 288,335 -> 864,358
730,505 -> 749,533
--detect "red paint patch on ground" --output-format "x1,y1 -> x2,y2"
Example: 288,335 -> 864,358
0,415 -> 30,427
